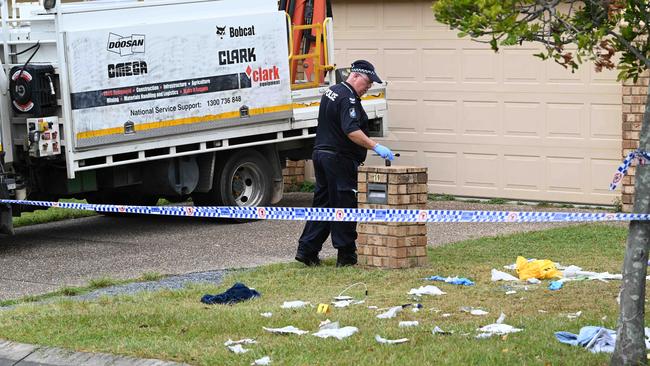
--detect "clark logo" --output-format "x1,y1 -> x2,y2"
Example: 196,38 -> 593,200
218,48 -> 256,65
107,33 -> 145,56
245,65 -> 280,87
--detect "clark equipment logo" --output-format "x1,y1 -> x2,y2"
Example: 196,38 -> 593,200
245,65 -> 280,87
107,33 -> 145,56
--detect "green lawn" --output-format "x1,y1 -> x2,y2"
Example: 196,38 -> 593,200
0,224 -> 638,365
12,199 -> 96,228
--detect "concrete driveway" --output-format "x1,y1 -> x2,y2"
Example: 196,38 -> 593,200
0,192 -> 616,300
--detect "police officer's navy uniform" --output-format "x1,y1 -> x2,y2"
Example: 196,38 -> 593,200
296,80 -> 369,266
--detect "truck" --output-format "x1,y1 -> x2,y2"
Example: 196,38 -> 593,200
0,0 -> 388,235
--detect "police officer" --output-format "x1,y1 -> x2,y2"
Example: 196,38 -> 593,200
295,60 -> 394,267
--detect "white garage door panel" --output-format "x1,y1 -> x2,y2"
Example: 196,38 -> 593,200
332,0 -> 621,205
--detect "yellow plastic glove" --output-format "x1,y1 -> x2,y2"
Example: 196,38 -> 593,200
515,256 -> 562,280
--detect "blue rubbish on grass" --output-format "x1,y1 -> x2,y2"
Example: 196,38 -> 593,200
201,282 -> 260,304
548,281 -> 564,291
424,275 -> 475,286
555,326 -> 616,353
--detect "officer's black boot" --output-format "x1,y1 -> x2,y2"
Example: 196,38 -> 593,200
336,248 -> 357,267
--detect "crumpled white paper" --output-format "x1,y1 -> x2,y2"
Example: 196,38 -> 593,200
312,326 -> 359,340
398,321 -> 419,327
281,300 -> 310,309
461,306 -> 488,316
376,306 -> 403,319
263,326 -> 308,335
567,311 -> 582,320
227,344 -> 250,354
491,269 -> 519,282
224,338 -> 257,346
251,356 -> 271,365
496,313 -> 506,324
332,299 -> 365,308
260,312 -> 272,318
476,323 -> 522,338
432,326 -> 453,335
375,334 -> 409,344
408,285 -> 446,296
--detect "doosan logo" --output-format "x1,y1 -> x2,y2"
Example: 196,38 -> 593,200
246,65 -> 280,87
107,33 -> 145,56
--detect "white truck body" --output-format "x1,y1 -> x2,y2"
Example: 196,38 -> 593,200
0,0 -> 388,235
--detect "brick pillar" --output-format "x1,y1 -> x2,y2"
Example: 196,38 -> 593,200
282,159 -> 305,191
356,166 -> 429,269
621,71 -> 649,212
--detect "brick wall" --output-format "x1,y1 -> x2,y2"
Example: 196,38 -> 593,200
282,159 -> 305,191
357,166 -> 429,269
621,73 -> 649,212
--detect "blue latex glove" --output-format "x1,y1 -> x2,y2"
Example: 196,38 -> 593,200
373,143 -> 394,161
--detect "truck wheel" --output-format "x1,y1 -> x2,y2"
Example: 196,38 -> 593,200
218,149 -> 272,207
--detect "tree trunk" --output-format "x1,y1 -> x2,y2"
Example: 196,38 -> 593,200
611,84 -> 650,366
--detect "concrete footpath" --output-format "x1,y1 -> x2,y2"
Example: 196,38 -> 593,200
0,340 -> 188,366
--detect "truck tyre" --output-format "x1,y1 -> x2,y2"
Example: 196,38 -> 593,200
217,149 -> 272,207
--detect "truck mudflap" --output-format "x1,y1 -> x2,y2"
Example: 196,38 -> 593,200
0,152 -> 14,235
0,202 -> 12,236
0,179 -> 13,235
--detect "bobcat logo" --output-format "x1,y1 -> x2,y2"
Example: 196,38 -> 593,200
216,26 -> 226,39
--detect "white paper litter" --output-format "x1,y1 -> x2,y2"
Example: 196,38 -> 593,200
491,269 -> 519,282
408,285 -> 446,296
496,313 -> 506,324
227,344 -> 250,354
263,326 -> 308,335
398,321 -> 419,328
505,291 -> 517,295
251,356 -> 271,365
332,299 -> 365,308
260,312 -> 273,318
281,301 -> 310,309
526,278 -> 541,284
471,309 -> 489,316
567,311 -> 582,320
461,306 -> 488,316
333,295 -> 354,301
441,313 -> 452,317
318,320 -> 339,330
224,338 -> 257,346
476,323 -> 522,338
375,334 -> 409,344
368,306 -> 378,309
411,307 -> 420,313
312,326 -> 358,340
377,306 -> 403,319
432,326 -> 453,335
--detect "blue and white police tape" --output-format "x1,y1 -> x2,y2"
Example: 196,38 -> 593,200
1,199 -> 649,223
610,149 -> 650,191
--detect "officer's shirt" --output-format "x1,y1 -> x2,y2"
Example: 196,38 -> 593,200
314,81 -> 369,162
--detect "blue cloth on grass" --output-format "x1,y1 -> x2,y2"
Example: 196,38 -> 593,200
424,275 -> 475,286
555,326 -> 616,353
201,283 -> 260,305
548,281 -> 563,290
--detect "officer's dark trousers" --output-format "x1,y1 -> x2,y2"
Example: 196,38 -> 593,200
297,150 -> 358,257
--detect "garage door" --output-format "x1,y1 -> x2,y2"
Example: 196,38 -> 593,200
331,0 -> 621,205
